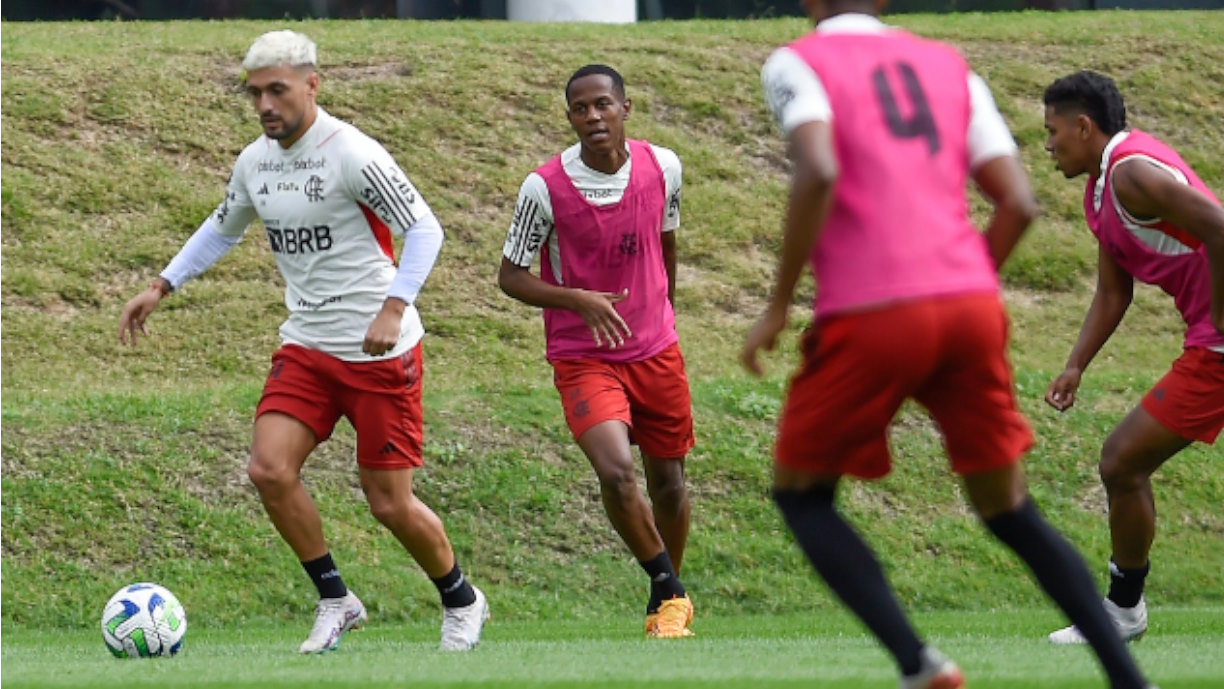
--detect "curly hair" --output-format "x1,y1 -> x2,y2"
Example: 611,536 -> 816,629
565,64 -> 625,103
1043,70 -> 1127,136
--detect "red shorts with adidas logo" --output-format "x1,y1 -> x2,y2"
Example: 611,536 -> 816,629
1141,346 -> 1224,444
256,342 -> 425,469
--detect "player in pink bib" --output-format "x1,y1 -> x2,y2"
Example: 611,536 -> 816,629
742,3 -> 1153,689
498,65 -> 695,638
1042,70 -> 1224,646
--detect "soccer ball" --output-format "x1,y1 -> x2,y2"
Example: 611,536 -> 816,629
100,582 -> 187,658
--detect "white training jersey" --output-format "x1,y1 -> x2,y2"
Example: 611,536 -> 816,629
211,108 -> 435,361
502,142 -> 681,282
760,13 -> 1017,170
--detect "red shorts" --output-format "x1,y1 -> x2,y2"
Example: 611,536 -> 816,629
775,293 -> 1033,479
1141,346 -> 1224,443
256,343 -> 425,469
551,342 -> 695,458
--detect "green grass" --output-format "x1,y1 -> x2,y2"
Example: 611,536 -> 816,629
3,9 -> 1224,649
4,610 -> 1224,688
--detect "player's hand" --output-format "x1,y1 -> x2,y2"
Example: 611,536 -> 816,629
363,299 -> 405,356
1045,367 -> 1083,412
118,287 -> 164,346
741,305 -> 788,377
572,288 -> 632,349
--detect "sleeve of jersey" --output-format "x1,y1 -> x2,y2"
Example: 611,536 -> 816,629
348,141 -> 434,235
966,72 -> 1019,170
159,219 -> 243,290
386,212 -> 443,305
160,160 -> 254,289
761,46 -> 832,135
502,174 -> 554,268
653,146 -> 682,233
210,158 -> 258,238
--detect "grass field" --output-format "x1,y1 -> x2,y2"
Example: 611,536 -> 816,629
5,610 -> 1224,688
3,8 -> 1224,689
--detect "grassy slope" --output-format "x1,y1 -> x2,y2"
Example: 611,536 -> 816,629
2,13 -> 1223,629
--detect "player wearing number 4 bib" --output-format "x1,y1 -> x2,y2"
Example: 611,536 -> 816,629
743,2 -> 1153,688
118,31 -> 488,654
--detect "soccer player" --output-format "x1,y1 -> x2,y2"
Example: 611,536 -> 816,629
743,2 -> 1154,688
118,30 -> 489,653
1041,70 -> 1224,645
497,64 -> 696,638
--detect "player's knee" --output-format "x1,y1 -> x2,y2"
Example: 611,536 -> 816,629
597,466 -> 639,504
246,452 -> 295,494
649,478 -> 688,514
366,497 -> 402,527
1098,441 -> 1142,492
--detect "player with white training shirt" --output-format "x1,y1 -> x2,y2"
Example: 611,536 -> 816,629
118,30 -> 489,654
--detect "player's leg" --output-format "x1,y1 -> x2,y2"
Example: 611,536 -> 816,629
923,295 -> 1149,688
1098,405 -> 1187,615
773,469 -> 953,687
962,465 -> 1148,688
554,357 -> 690,635
1056,347 -> 1222,645
642,455 -> 689,572
579,421 -> 692,637
629,345 -> 695,572
349,343 -> 487,651
248,411 -> 326,562
249,345 -> 363,653
627,344 -> 697,637
358,466 -> 488,650
772,307 -> 956,686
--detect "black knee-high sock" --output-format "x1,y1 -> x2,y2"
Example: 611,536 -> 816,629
773,486 -> 924,676
985,500 -> 1147,689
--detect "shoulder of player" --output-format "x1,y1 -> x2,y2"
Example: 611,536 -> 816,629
646,144 -> 682,183
518,171 -> 551,205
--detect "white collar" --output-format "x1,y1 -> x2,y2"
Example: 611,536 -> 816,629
1093,130 -> 1130,212
815,13 -> 888,34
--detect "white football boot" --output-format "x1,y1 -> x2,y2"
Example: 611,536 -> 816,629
1048,596 -> 1147,644
439,586 -> 490,651
299,591 -> 368,654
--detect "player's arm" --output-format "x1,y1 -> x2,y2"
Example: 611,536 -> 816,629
348,146 -> 442,355
661,231 -> 677,306
742,48 -> 836,376
118,165 -> 254,345
966,73 -> 1038,269
1045,244 -> 1134,411
659,148 -> 682,305
1112,159 -> 1224,334
497,175 -> 631,349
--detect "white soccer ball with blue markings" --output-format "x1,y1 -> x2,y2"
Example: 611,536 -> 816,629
100,582 -> 187,658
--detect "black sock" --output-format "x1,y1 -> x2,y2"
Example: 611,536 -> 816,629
985,499 -> 1147,689
773,486 -> 924,676
302,552 -> 347,599
1107,559 -> 1150,609
431,562 -> 477,609
639,551 -> 686,613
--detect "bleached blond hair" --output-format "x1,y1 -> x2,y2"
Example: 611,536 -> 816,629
242,30 -> 317,72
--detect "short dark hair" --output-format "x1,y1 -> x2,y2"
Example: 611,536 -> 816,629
1043,70 -> 1127,136
565,64 -> 625,103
